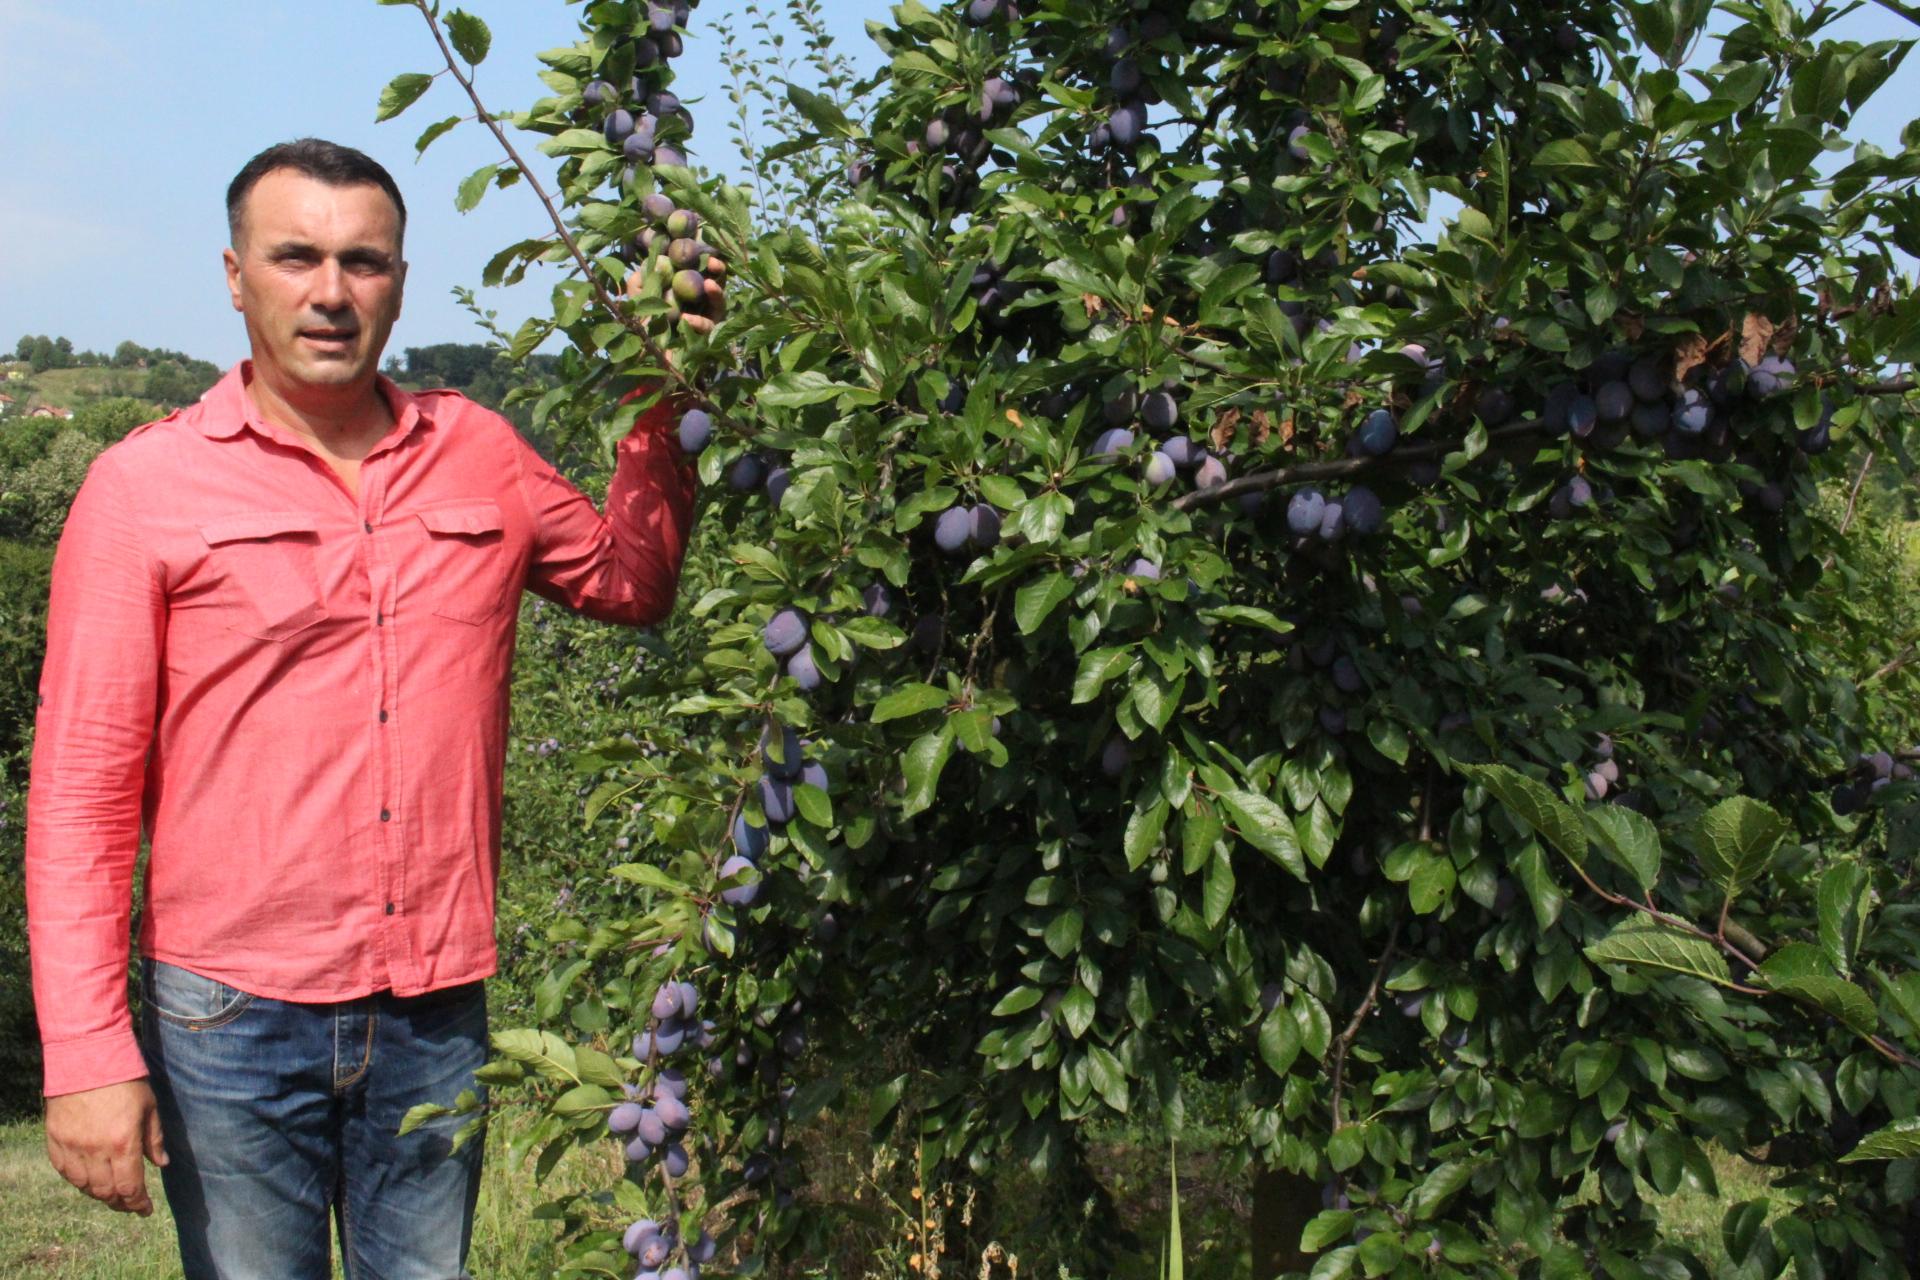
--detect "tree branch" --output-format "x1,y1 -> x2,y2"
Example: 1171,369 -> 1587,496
401,0 -> 705,409
1174,377 -> 1915,513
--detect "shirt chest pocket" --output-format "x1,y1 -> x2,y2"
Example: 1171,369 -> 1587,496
197,511 -> 327,643
414,499 -> 517,626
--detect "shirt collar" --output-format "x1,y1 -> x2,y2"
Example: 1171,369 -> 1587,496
194,360 -> 427,447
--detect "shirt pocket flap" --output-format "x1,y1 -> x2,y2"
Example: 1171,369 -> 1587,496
416,500 -> 504,537
198,511 -> 322,546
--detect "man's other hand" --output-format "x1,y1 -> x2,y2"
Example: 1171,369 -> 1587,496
45,1079 -> 170,1216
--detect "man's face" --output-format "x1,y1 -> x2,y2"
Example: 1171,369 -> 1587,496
224,168 -> 406,394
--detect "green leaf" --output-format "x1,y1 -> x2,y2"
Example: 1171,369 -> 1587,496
794,783 -> 833,828
1840,1117 -> 1920,1162
1217,789 -> 1307,880
872,682 -> 949,723
1409,855 -> 1455,915
758,370 -> 876,408
1044,908 -> 1085,959
900,729 -> 953,818
1258,1003 -> 1302,1076
1584,916 -> 1733,987
1203,846 -> 1236,928
1060,985 -> 1096,1038
1072,647 -> 1133,704
1694,796 -> 1790,898
786,83 -> 858,138
1016,573 -> 1075,634
1409,1159 -> 1482,1219
414,115 -> 462,155
1461,764 -> 1587,866
1300,1210 -> 1355,1253
1584,805 -> 1662,894
992,985 -> 1043,1016
456,162 -> 500,214
1198,605 -> 1292,633
397,1101 -> 452,1136
490,1028 -> 581,1084
445,10 -> 491,64
1818,863 -> 1869,977
551,1082 -> 611,1117
1533,138 -> 1600,170
1756,955 -> 1878,1036
376,72 -> 435,122
1125,798 -> 1170,871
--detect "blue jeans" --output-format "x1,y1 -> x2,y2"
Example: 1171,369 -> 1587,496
137,957 -> 489,1279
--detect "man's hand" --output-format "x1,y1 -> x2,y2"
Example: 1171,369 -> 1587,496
44,1079 -> 169,1216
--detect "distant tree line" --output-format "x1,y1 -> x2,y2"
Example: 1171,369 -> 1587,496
10,335 -> 219,408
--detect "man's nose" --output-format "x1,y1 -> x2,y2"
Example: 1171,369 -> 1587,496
309,259 -> 350,311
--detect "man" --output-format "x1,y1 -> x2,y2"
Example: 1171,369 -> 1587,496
25,138 -> 698,1278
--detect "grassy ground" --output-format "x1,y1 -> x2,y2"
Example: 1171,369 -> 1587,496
10,367 -> 149,410
1,1094 -> 1786,1280
0,1105 -> 620,1279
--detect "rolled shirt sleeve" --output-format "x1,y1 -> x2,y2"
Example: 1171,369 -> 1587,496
516,387 -> 698,627
26,452 -> 165,1097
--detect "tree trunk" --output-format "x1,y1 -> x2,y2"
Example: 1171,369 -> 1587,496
1252,1165 -> 1320,1278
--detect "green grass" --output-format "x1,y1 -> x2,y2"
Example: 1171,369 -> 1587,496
0,1104 -> 621,1279
14,368 -> 150,410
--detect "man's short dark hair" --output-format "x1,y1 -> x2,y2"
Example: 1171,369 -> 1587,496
226,138 -> 408,248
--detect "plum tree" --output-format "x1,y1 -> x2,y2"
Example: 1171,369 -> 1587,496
381,0 -> 1920,1275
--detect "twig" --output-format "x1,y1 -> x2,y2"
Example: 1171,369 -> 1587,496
1172,417 -> 1547,512
1866,0 -> 1920,32
1328,918 -> 1402,1131
1838,449 -> 1876,536
1865,644 -> 1918,686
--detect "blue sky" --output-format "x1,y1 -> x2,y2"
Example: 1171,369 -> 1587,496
0,1 -> 1913,368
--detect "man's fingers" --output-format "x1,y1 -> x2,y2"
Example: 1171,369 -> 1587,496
112,1152 -> 152,1215
142,1106 -> 169,1168
83,1151 -> 122,1206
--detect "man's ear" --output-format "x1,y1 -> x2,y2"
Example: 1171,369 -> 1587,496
223,247 -> 244,314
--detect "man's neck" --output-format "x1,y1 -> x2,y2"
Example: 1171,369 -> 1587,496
243,364 -> 393,452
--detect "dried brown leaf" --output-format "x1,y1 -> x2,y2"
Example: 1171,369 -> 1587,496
1740,313 -> 1775,367
1211,407 -> 1242,451
1671,333 -> 1710,385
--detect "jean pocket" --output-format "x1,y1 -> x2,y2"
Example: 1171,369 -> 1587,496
144,959 -> 256,1030
413,499 -> 513,626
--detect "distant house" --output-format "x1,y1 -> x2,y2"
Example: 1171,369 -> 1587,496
26,405 -> 73,420
0,393 -> 13,411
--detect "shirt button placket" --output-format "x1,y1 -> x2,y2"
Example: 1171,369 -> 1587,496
364,471 -> 401,981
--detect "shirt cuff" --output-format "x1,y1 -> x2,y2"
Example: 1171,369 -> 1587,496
42,1026 -> 149,1098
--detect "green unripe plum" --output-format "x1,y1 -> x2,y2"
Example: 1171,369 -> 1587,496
671,270 -> 706,304
666,208 -> 700,239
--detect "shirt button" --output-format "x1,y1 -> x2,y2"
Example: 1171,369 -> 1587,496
385,902 -> 395,915
380,809 -> 391,822
376,611 -> 384,626
364,520 -> 373,533
379,709 -> 388,723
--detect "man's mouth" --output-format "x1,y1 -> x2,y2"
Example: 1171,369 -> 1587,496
300,328 -> 358,345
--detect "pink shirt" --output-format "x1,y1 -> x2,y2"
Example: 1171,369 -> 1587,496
25,363 -> 696,1096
